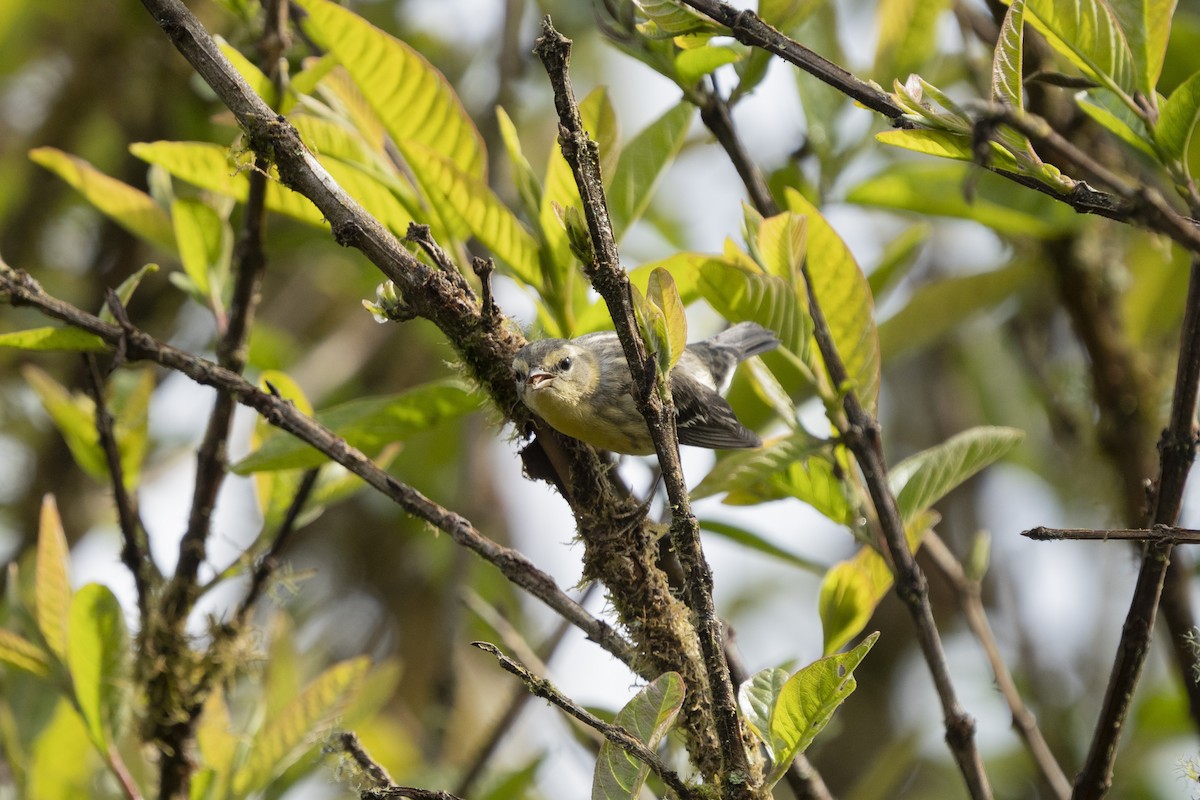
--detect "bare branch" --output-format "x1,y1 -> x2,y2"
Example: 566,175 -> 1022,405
1024,526 -> 1200,543
335,732 -> 465,800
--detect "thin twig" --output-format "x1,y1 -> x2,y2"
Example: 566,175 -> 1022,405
472,641 -> 702,800
0,268 -> 638,668
1024,526 -> 1200,543
335,732 -> 464,800
82,353 -> 157,618
534,18 -> 754,793
1074,256 -> 1200,800
455,585 -> 600,796
923,533 -> 1071,800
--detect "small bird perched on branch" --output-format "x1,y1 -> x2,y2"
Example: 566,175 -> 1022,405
513,321 -> 779,455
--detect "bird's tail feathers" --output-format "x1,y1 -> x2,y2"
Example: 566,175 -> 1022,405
709,321 -> 780,360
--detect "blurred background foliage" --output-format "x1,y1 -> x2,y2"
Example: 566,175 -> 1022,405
4,0 -> 1200,798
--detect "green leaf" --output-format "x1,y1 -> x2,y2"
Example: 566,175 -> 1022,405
868,223 -> 930,298
101,262 -> 160,324
699,519 -> 826,574
215,35 -> 274,106
873,129 -> 1022,173
1110,0 -> 1177,99
992,0 -> 1026,109
846,162 -> 1079,237
698,257 -> 808,362
111,367 -> 156,490
293,0 -> 484,178
591,672 -> 684,800
1020,0 -> 1136,99
873,0 -> 953,83
397,140 -> 539,286
675,44 -> 742,84
0,630 -> 51,676
647,267 -> 687,372
232,657 -> 370,796
0,327 -> 108,352
22,365 -> 105,482
890,426 -> 1025,524
232,379 -> 477,473
784,190 -> 880,413
635,0 -> 726,37
29,147 -> 176,252
756,210 -> 808,284
739,667 -> 790,762
131,141 -> 326,226
36,494 -> 71,662
1077,89 -> 1158,157
754,633 -> 879,786
172,198 -> 227,304
819,511 -> 936,654
608,102 -> 694,239
495,106 -> 542,222
27,701 -> 95,800
197,687 -> 237,797
878,261 -> 1036,360
575,252 -> 707,333
67,583 -> 129,751
1157,70 -> 1200,165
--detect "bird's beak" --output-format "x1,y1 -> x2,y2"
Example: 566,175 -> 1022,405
527,370 -> 553,388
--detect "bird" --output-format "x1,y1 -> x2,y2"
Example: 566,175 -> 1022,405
512,321 -> 779,455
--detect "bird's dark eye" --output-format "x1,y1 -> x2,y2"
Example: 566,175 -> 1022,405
557,356 -> 572,371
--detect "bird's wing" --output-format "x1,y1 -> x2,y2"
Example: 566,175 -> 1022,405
671,372 -> 762,449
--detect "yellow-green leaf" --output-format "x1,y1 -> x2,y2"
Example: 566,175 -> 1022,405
67,583 -> 129,751
1020,0 -> 1136,99
232,657 -> 370,796
397,140 -> 539,286
27,701 -> 95,800
36,494 -> 71,662
756,210 -> 807,284
215,35 -> 274,106
172,198 -> 227,302
874,0 -> 952,82
294,0 -> 484,178
608,102 -> 694,239
784,190 -> 880,412
647,267 -> 687,372
0,327 -> 108,352
592,672 -> 684,800
992,0 -> 1026,109
0,629 -> 52,676
22,365 -> 105,482
29,147 -> 176,252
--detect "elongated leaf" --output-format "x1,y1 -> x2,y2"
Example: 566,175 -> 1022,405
764,633 -> 879,785
756,211 -> 807,284
847,162 -> 1079,237
101,263 -> 160,325
496,106 -> 542,222
890,426 -> 1024,524
1077,89 -> 1157,157
675,44 -> 742,85
1021,0 -> 1136,98
294,0 -> 484,178
172,198 -> 226,303
232,379 -> 477,473
1110,0 -> 1177,98
29,147 -> 176,252
0,327 -> 107,352
874,0 -> 952,82
592,672 -> 684,800
131,141 -> 325,226
868,223 -> 930,298
291,113 -> 379,165
700,519 -> 826,574
878,261 -> 1036,360
397,140 -> 539,286
636,0 -> 726,37
992,0 -> 1026,108
693,431 -> 818,497
647,267 -> 687,372
0,630 -> 51,676
698,257 -> 807,360
112,367 -> 156,490
784,190 -> 880,412
1157,70 -> 1200,165
197,687 -> 237,791
67,583 -> 129,751
608,102 -> 694,238
819,510 -> 937,654
36,495 -> 71,662
27,701 -> 94,799
22,365 -> 105,481
232,657 -> 370,796
215,35 -> 273,106
874,129 -> 1023,173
